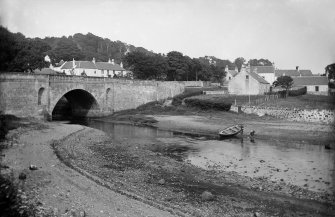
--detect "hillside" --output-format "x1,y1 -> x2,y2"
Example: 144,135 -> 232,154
43,33 -> 153,64
0,26 -> 153,72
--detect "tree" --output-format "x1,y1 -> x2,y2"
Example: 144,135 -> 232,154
248,58 -> 273,66
166,51 -> 188,81
234,57 -> 246,72
50,37 -> 84,62
325,63 -> 335,80
124,51 -> 168,80
273,76 -> 293,97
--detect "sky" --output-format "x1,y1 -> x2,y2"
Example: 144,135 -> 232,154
0,0 -> 334,74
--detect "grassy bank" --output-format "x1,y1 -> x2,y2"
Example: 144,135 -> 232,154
186,94 -> 335,110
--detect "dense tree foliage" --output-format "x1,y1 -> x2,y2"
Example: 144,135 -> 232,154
1,26 -> 276,82
233,57 -> 246,72
325,63 -> 335,80
273,76 -> 293,97
0,26 -> 50,72
0,27 -> 153,72
124,51 -> 168,80
123,51 -> 227,81
248,58 -> 273,66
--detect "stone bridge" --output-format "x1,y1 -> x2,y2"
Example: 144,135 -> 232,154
0,73 -> 190,120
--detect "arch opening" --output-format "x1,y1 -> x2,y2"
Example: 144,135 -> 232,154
38,87 -> 45,105
106,88 -> 111,102
52,89 -> 100,120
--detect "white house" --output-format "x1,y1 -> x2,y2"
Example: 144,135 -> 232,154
225,65 -> 238,81
228,65 -> 270,95
57,58 -> 126,78
250,65 -> 276,85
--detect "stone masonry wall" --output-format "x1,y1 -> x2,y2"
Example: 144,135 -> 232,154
0,74 -> 186,118
231,105 -> 335,124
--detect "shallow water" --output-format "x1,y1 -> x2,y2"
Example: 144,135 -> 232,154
71,119 -> 335,194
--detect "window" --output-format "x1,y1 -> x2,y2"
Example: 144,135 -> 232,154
101,70 -> 104,74
94,71 -> 96,74
246,75 -> 249,80
315,86 -> 319,91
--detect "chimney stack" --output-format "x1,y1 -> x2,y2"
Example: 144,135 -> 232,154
120,62 -> 123,68
296,66 -> 299,71
72,58 -> 75,68
108,58 -> 111,63
225,65 -> 229,72
112,59 -> 115,65
92,57 -> 96,63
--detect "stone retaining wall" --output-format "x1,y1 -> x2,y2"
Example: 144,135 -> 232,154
231,105 -> 335,124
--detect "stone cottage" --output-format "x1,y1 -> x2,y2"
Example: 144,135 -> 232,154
292,76 -> 329,95
228,65 -> 270,95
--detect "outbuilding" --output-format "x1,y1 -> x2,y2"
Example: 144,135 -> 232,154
292,76 -> 329,95
228,65 -> 270,95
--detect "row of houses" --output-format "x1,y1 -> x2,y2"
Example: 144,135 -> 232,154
35,56 -> 128,78
226,64 -> 329,95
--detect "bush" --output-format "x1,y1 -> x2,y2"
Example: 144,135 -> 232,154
184,98 -> 232,111
288,86 -> 307,96
172,90 -> 203,106
276,86 -> 307,97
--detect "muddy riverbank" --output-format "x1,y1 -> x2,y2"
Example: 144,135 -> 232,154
1,107 -> 335,216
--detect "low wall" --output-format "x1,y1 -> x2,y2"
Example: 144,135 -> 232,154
181,81 -> 204,87
231,105 -> 335,124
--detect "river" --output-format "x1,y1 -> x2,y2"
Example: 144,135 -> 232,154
71,118 -> 335,195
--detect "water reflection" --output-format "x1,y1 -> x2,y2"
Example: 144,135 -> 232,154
70,118 -> 335,194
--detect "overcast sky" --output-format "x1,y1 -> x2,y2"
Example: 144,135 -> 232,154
1,0 -> 334,74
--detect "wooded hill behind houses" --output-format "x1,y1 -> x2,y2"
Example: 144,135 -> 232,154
0,26 -> 279,81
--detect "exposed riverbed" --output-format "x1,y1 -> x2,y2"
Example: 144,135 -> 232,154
72,118 -> 335,195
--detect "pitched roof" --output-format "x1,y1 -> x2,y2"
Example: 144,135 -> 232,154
250,66 -> 275,74
292,76 -> 328,86
95,62 -> 125,71
227,70 -> 238,77
77,61 -> 97,69
248,70 -> 270,84
60,60 -> 125,71
275,69 -> 313,77
61,61 -> 75,69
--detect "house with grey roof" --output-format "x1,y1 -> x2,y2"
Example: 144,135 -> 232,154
275,66 -> 313,78
225,65 -> 238,81
250,65 -> 276,85
228,64 -> 270,95
59,58 -> 126,78
292,76 -> 329,95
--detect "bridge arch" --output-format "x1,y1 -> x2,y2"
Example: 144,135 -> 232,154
51,89 -> 100,120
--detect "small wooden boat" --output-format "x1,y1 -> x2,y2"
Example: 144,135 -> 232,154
219,125 -> 243,139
